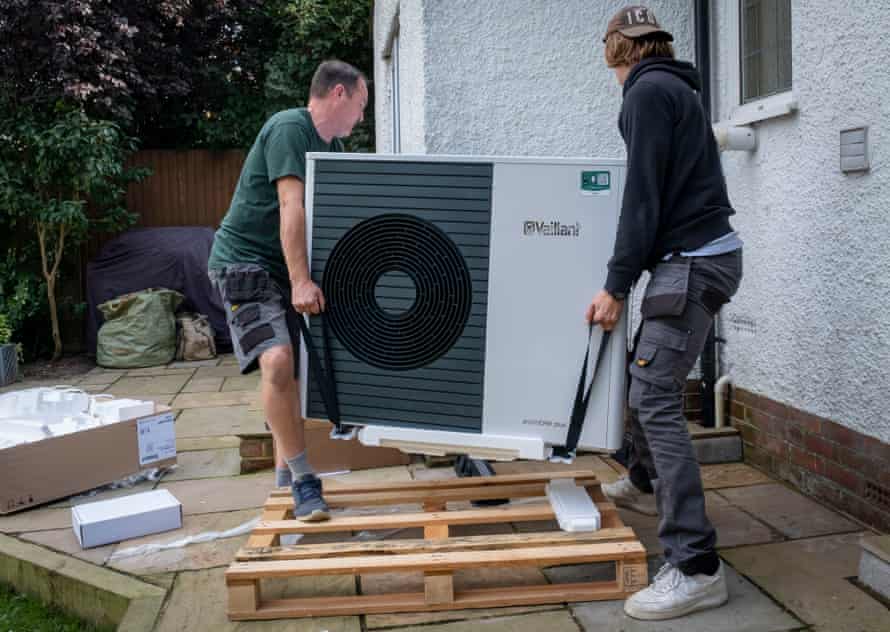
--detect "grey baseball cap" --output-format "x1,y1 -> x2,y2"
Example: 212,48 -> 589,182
603,5 -> 674,42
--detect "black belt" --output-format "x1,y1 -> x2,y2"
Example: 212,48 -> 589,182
294,312 -> 347,436
551,325 -> 612,462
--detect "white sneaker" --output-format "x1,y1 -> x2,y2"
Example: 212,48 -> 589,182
601,476 -> 658,516
624,562 -> 728,620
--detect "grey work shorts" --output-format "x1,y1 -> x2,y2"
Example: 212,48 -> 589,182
208,264 -> 301,377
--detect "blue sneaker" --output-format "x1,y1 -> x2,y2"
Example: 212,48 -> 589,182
292,474 -> 330,522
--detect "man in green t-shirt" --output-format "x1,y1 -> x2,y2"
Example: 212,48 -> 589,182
208,60 -> 367,521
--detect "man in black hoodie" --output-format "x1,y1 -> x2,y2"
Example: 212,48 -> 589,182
587,6 -> 743,621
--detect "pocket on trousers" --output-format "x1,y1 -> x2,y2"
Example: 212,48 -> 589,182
629,321 -> 690,390
222,268 -> 271,303
232,303 -> 261,328
641,260 -> 691,319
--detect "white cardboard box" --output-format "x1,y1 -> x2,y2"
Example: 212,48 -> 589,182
72,489 -> 183,548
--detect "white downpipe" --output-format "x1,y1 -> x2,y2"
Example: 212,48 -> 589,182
714,375 -> 733,429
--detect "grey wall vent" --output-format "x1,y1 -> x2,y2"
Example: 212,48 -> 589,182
840,127 -> 869,173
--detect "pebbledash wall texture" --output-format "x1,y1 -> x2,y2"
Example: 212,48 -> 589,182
711,0 -> 890,530
374,0 -> 695,156
373,1 -> 890,530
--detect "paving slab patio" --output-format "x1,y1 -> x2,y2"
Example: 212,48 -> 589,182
722,532 -> 888,631
222,375 -> 261,391
160,472 -> 274,515
175,405 -> 267,437
108,508 -> 258,574
379,609 -> 581,632
162,447 -> 242,481
172,389 -> 258,409
700,462 -> 774,489
181,376 -> 225,393
106,374 -> 193,395
20,527 -> 114,566
193,365 -> 247,378
0,506 -> 75,533
717,483 -> 862,539
365,604 -> 563,630
167,358 -> 222,368
75,371 -> 123,386
153,567 -> 360,632
178,435 -> 241,452
2,352 -> 886,632
123,367 -> 197,378
570,562 -> 803,632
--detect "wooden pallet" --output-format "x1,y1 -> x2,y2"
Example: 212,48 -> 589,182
226,470 -> 647,620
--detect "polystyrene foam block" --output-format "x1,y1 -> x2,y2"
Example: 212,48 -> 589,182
546,478 -> 601,532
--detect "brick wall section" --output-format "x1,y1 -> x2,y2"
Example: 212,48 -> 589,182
684,379 -> 703,421
731,387 -> 890,531
239,436 -> 274,475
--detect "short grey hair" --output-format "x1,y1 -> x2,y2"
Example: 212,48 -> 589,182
309,60 -> 366,98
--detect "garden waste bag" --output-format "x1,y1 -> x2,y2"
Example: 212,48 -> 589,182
97,288 -> 184,368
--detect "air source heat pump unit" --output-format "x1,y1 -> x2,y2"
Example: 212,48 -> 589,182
300,154 -> 627,462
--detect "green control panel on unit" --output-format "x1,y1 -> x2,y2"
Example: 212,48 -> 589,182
580,170 -> 611,195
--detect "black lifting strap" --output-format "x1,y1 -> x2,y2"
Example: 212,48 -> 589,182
551,325 -> 612,461
294,312 -> 344,434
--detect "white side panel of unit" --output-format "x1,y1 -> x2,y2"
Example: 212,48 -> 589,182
482,162 -> 626,453
298,158 -> 316,417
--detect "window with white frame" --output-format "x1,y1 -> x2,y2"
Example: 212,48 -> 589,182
725,0 -> 795,125
741,0 -> 792,102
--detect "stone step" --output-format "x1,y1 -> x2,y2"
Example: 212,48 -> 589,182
859,534 -> 890,601
689,422 -> 743,464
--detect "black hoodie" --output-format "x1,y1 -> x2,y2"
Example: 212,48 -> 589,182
604,57 -> 735,297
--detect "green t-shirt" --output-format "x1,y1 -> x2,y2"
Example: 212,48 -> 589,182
208,108 -> 343,287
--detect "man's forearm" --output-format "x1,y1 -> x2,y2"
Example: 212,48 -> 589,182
280,201 -> 310,285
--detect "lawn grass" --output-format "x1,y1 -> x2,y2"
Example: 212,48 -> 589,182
0,583 -> 113,632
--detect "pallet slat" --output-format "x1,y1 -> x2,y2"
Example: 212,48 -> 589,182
269,469 -> 600,496
227,541 -> 646,580
229,581 -> 635,620
236,527 -> 638,561
265,479 -> 600,509
253,501 -> 617,535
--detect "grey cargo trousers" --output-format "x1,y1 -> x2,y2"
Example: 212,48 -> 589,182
626,250 -> 742,574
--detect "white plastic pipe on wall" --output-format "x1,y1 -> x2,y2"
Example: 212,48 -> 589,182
713,125 -> 757,152
714,375 -> 733,429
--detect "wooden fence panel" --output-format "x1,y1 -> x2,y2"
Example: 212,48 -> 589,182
126,149 -> 246,228
83,149 -> 246,264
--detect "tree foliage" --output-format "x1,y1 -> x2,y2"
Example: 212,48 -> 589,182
0,0 -> 373,359
0,108 -> 148,359
0,0 -> 374,150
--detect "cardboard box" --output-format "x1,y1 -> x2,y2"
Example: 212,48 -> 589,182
305,419 -> 413,472
72,489 -> 182,548
239,417 -> 412,475
0,406 -> 176,514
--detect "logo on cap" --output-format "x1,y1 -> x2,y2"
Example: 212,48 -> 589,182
624,7 -> 658,26
604,5 -> 673,42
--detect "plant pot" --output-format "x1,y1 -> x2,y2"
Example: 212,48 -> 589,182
0,343 -> 18,387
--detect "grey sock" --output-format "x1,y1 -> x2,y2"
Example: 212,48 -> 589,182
285,451 -> 314,482
275,467 -> 292,488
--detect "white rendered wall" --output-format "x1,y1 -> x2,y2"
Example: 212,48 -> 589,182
713,0 -> 890,442
374,0 -> 428,153
374,1 -> 694,158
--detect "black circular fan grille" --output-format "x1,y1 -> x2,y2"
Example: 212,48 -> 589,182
322,214 -> 473,371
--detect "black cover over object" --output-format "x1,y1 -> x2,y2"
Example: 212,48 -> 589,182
85,227 -> 231,355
